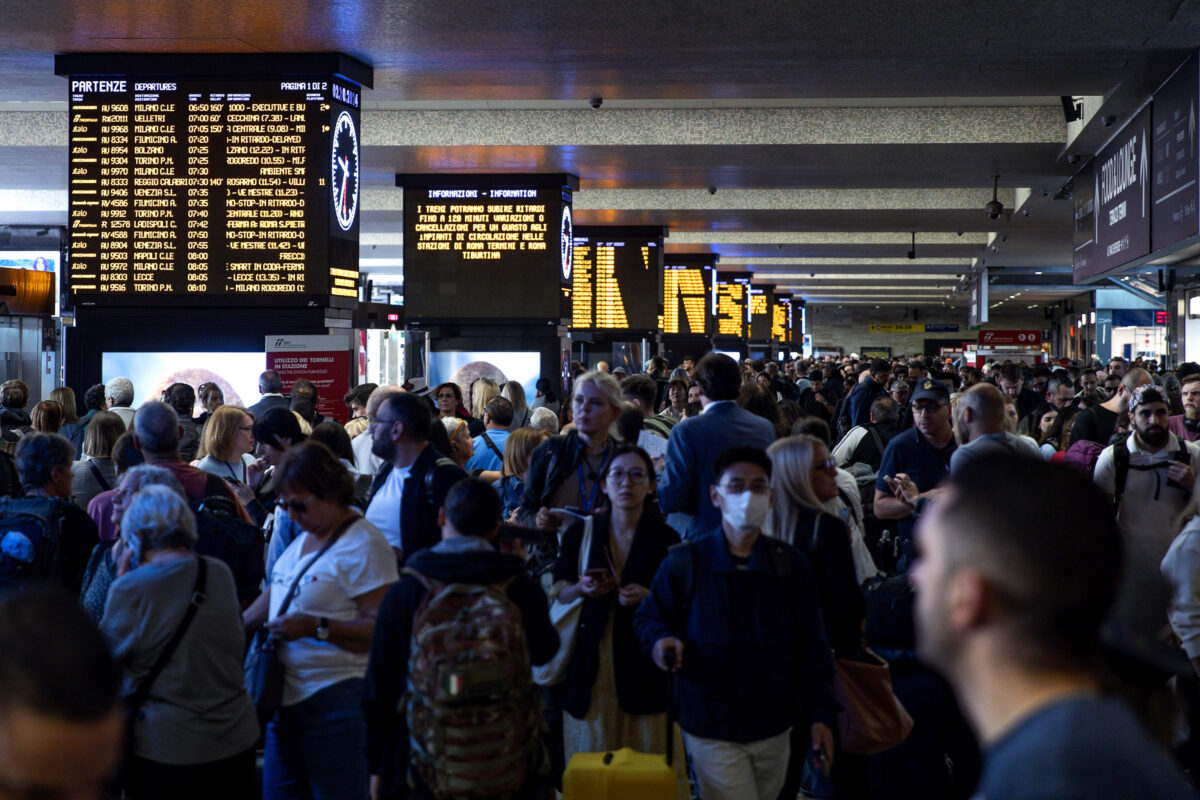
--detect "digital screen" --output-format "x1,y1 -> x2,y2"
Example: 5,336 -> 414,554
402,182 -> 572,320
427,350 -> 542,405
661,259 -> 714,335
66,76 -> 361,305
748,284 -> 774,340
101,351 -> 266,416
569,227 -> 662,330
1152,53 -> 1199,251
0,251 -> 57,272
772,295 -> 793,344
713,272 -> 752,338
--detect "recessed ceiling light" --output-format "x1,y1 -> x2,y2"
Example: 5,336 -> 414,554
1035,271 -> 1043,275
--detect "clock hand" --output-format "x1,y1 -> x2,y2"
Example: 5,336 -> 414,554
338,156 -> 350,217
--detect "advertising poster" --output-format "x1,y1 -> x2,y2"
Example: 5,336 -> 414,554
265,335 -> 353,424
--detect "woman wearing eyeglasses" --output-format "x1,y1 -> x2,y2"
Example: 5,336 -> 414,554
552,445 -> 684,784
259,441 -> 399,800
433,382 -> 470,422
766,434 -> 867,799
196,405 -> 257,484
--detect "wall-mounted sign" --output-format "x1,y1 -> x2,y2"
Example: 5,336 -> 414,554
868,323 -> 923,333
1152,53 -> 1199,252
978,329 -> 1041,345
1088,105 -> 1153,279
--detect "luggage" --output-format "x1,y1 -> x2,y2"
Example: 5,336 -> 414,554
562,654 -> 679,800
0,497 -> 65,587
563,748 -> 676,800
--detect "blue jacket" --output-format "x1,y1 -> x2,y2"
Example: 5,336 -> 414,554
633,530 -> 836,743
847,376 -> 885,429
657,401 -> 777,539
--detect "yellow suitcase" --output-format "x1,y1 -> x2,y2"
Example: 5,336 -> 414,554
562,747 -> 677,800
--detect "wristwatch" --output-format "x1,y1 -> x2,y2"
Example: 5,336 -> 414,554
315,617 -> 330,641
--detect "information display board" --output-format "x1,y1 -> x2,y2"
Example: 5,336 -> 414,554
713,272 -> 752,338
772,294 -> 793,345
661,255 -> 716,335
61,59 -> 364,306
1072,159 -> 1097,282
748,284 -> 774,341
1152,53 -> 1200,252
1086,105 -> 1153,280
568,226 -> 663,330
400,174 -> 577,321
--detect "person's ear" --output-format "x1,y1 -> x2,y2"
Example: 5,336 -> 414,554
437,506 -> 446,529
948,568 -> 990,632
709,483 -> 722,509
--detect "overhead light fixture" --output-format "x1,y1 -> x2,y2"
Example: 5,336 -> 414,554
985,175 -> 1004,220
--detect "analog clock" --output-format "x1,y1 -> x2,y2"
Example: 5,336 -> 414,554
331,110 -> 359,232
560,204 -> 573,280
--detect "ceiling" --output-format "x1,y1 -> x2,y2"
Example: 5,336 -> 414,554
1,0 -> 1199,311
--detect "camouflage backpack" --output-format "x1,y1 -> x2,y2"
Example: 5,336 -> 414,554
403,568 -> 541,799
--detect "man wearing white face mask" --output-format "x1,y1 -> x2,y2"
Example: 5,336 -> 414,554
634,447 -> 836,800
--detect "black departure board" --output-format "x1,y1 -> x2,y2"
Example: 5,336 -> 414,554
748,284 -> 774,340
569,226 -> 662,330
400,174 -> 577,321
661,256 -> 715,335
1073,159 -> 1097,282
772,294 -> 793,345
63,68 -> 363,306
713,272 -> 752,338
1152,53 -> 1200,252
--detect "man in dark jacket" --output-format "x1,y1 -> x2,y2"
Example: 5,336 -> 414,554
845,359 -> 890,430
365,391 -> 467,561
364,478 -> 558,800
636,447 -> 835,800
0,379 -> 32,456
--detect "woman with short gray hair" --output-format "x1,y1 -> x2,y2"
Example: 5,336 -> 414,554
101,484 -> 259,799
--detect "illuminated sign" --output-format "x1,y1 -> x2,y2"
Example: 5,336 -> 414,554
713,272 -> 752,338
64,71 -> 362,306
868,323 -> 924,333
772,294 -> 793,344
569,226 -> 662,330
748,284 -> 774,340
401,175 -> 576,321
661,256 -> 715,335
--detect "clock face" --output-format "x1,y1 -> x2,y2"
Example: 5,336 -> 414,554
560,205 -> 573,280
331,110 -> 359,232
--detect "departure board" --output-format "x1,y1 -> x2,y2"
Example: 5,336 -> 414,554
63,70 -> 363,306
748,284 -> 774,340
569,226 -> 662,330
400,174 -> 576,321
713,272 -> 752,338
661,257 -> 715,335
772,295 -> 793,344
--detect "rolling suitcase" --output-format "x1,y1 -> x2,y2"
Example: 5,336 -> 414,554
562,659 -> 680,800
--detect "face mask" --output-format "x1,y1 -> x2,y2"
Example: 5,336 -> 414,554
718,488 -> 770,533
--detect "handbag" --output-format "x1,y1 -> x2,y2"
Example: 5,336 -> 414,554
244,518 -> 351,725
832,648 -> 914,755
531,514 -> 593,686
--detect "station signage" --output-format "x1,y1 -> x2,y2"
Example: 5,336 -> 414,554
978,329 -> 1041,345
1152,53 -> 1200,251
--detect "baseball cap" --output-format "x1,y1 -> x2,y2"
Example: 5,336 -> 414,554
910,378 -> 950,405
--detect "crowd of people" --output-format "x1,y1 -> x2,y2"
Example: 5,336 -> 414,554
1,350 -> 1199,799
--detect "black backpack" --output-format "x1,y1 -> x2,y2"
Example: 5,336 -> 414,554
190,474 -> 265,607
0,497 -> 66,588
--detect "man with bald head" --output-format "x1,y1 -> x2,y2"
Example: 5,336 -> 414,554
950,384 -> 1042,475
1070,367 -> 1153,447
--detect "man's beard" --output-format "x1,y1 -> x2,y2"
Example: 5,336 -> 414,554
1186,406 -> 1200,422
1139,425 -> 1169,449
371,433 -> 395,461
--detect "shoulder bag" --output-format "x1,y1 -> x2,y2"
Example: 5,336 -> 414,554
531,514 -> 593,687
244,516 -> 355,726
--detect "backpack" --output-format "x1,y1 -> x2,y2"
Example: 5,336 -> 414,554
403,567 -> 540,799
0,497 -> 66,587
189,474 -> 265,607
843,462 -> 878,516
1111,433 -> 1192,513
1062,439 -> 1106,475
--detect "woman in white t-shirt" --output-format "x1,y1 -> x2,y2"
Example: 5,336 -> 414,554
255,441 -> 399,800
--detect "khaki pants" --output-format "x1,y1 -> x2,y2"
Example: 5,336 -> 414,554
682,728 -> 791,800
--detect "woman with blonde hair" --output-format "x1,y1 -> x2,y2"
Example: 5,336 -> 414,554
71,410 -> 125,509
496,427 -> 549,519
502,380 -> 533,429
468,377 -> 500,437
196,405 -> 257,483
767,434 -> 868,799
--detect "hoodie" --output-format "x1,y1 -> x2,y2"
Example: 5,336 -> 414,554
362,539 -> 558,799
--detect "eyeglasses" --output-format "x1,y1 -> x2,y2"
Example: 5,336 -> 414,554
814,458 -> 837,473
605,468 -> 650,485
436,392 -> 457,400
368,416 -> 399,427
276,497 -> 313,513
912,403 -> 945,415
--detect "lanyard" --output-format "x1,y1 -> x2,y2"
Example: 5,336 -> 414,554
577,441 -> 612,513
